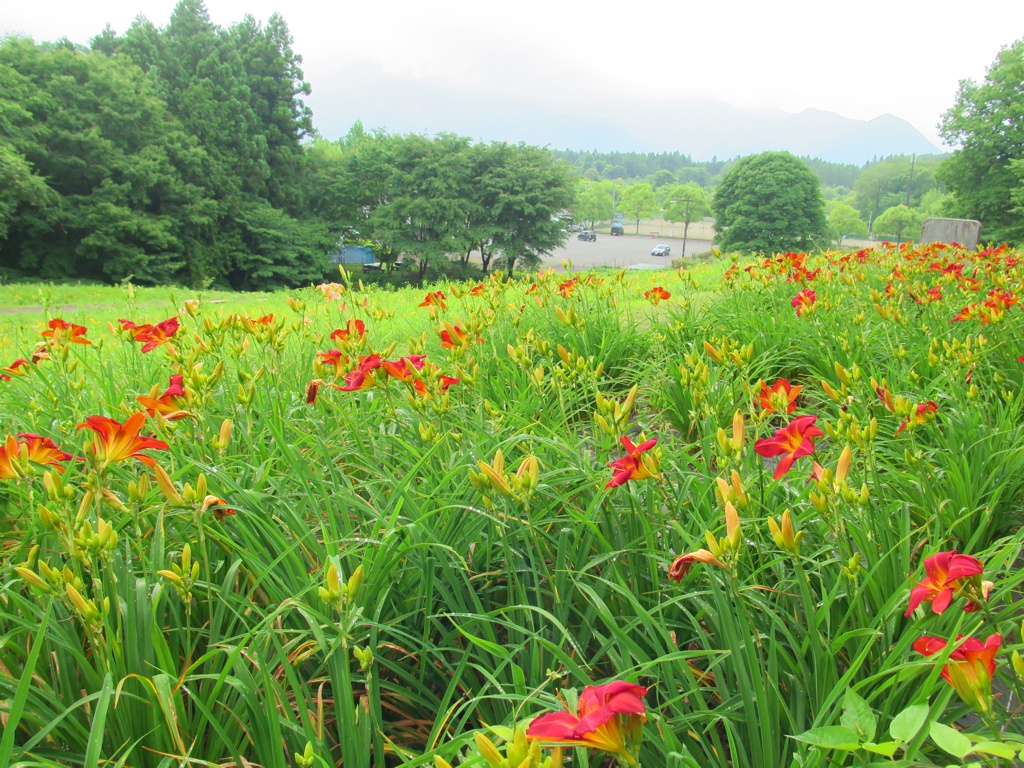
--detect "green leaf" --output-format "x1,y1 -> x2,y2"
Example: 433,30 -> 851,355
0,602 -> 52,766
889,703 -> 929,743
791,726 -> 861,751
929,721 -> 970,759
968,741 -> 1017,759
862,741 -> 900,758
840,687 -> 877,740
84,672 -> 114,767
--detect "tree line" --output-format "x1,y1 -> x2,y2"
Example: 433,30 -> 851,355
0,1 -> 576,289
307,125 -> 575,280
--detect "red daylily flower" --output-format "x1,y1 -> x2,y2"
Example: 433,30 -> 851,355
412,373 -> 460,398
895,401 -> 938,435
757,379 -> 802,415
754,415 -> 822,480
42,319 -> 91,346
126,316 -> 180,352
913,634 -> 1002,713
306,380 -> 322,404
791,289 -> 816,317
527,681 -> 647,762
606,436 -> 659,489
77,412 -> 169,469
137,374 -> 192,420
905,550 -> 985,617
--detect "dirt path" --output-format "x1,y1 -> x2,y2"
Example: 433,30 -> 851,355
0,299 -> 234,316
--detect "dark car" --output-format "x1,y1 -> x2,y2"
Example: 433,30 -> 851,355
610,223 -> 625,236
651,244 -> 671,257
577,230 -> 597,242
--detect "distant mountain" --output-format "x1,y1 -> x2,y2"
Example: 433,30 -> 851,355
308,65 -> 944,165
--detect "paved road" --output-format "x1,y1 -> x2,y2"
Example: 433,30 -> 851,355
540,233 -> 713,271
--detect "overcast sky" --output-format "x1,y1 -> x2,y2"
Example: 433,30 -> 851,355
4,0 -> 1023,150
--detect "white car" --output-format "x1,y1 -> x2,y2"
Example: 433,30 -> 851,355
651,244 -> 671,257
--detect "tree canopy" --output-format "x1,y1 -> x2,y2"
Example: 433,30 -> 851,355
712,152 -> 827,254
938,37 -> 1024,245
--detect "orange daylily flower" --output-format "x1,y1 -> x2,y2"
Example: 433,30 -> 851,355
1,358 -> 30,382
668,549 -> 727,581
330,319 -> 366,343
606,436 -> 659,489
419,291 -> 446,310
19,433 -> 77,472
137,374 -> 193,421
643,286 -> 671,305
895,401 -> 938,435
201,494 -> 236,522
905,550 -> 986,617
527,681 -> 646,764
382,355 -> 426,382
0,435 -> 23,479
316,349 -> 350,377
754,415 -> 822,480
913,634 -> 1002,713
42,318 -> 91,346
77,412 -> 169,469
757,379 -> 802,415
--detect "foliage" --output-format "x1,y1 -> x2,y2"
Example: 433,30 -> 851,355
873,204 -> 922,242
938,37 -> 1024,246
618,182 -> 659,234
2,242 -> 1024,768
828,202 -> 869,242
853,155 -> 941,229
310,131 -> 574,278
574,181 -> 615,228
712,151 -> 827,253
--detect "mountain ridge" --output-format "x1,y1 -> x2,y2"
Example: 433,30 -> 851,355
308,65 -> 945,165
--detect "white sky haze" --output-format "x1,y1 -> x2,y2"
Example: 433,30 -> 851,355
4,0 -> 1024,151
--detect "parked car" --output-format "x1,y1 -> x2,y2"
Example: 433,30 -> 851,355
651,244 -> 671,257
577,230 -> 597,242
610,223 -> 625,236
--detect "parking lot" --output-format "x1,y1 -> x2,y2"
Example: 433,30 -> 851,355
541,232 -> 713,271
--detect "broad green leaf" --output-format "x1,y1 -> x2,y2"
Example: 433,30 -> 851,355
840,687 -> 877,740
968,741 -> 1017,759
791,726 -> 861,751
889,703 -> 929,743
862,741 -> 900,758
929,721 -> 970,759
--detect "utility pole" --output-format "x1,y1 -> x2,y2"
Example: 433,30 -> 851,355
897,154 -> 917,247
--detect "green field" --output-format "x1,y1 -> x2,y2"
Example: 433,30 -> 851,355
3,247 -> 1024,767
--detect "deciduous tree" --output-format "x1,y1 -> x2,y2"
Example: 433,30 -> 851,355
712,151 -> 827,254
938,37 -> 1024,245
619,183 -> 658,234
